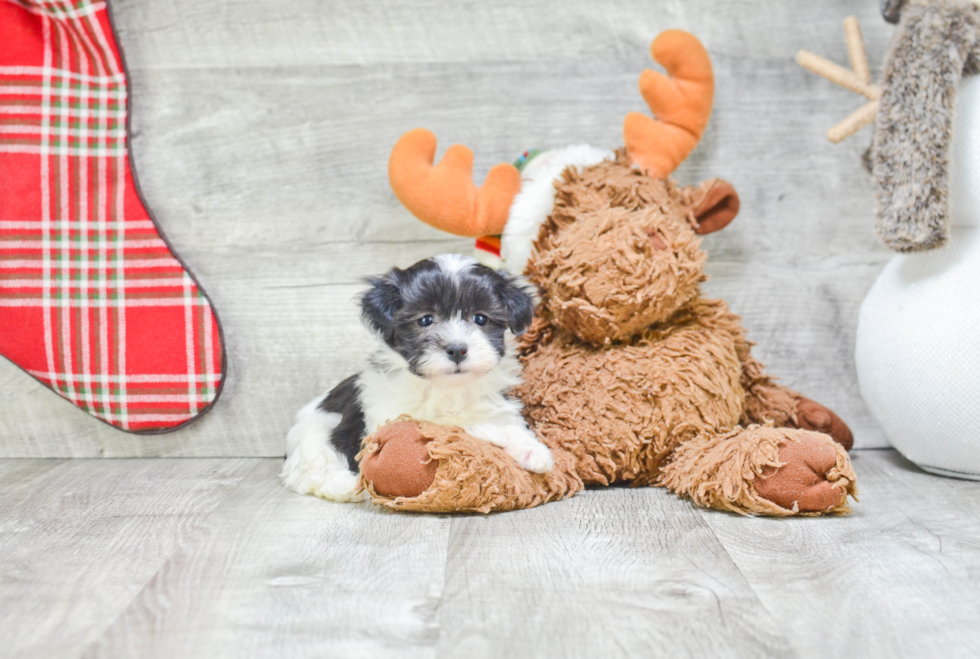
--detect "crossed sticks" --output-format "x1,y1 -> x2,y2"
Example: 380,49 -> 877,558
797,17 -> 881,143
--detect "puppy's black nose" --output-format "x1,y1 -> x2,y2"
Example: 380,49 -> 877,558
445,343 -> 468,364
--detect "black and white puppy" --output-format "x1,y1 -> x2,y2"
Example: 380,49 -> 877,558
280,253 -> 554,501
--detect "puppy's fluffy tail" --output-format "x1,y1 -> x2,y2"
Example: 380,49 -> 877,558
280,400 -> 365,502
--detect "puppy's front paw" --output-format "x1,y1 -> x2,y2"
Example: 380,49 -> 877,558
507,442 -> 554,473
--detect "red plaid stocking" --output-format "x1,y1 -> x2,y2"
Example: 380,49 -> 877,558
0,0 -> 226,432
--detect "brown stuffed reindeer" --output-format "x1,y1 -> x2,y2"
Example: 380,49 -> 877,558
357,30 -> 857,515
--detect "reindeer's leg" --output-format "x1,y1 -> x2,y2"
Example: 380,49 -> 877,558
660,426 -> 857,516
692,298 -> 853,450
738,346 -> 798,427
736,336 -> 854,451
358,420 -> 582,514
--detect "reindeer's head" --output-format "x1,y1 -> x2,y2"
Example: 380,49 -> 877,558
527,159 -> 737,344
387,30 -> 740,344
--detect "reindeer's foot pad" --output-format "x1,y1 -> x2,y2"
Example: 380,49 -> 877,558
661,425 -> 857,516
792,398 -> 854,451
358,418 -> 583,514
754,432 -> 856,513
359,421 -> 438,498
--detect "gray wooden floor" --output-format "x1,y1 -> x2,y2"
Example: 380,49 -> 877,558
1,0 -> 903,457
2,450 -> 979,658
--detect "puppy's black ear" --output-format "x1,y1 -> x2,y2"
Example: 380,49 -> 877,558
359,269 -> 403,342
495,271 -> 536,335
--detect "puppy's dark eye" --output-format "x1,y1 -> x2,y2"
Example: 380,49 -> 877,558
473,314 -> 488,326
418,315 -> 434,327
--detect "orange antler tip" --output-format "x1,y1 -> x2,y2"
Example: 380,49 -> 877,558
625,30 -> 715,179
388,128 -> 520,238
650,30 -> 713,84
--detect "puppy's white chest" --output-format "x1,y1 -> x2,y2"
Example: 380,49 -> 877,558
363,377 -> 493,432
358,355 -> 522,433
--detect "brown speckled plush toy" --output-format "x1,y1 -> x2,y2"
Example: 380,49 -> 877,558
358,30 -> 857,516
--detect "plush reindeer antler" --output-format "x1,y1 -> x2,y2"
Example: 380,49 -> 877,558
797,17 -> 881,143
624,30 -> 715,179
388,128 -> 522,238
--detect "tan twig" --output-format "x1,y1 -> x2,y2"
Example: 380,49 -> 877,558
844,16 -> 871,84
796,50 -> 880,100
797,16 -> 879,143
828,99 -> 879,143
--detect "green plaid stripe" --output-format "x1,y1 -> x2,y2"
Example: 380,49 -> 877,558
0,74 -> 126,155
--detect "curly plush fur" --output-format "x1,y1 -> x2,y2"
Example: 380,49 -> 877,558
873,0 -> 980,251
527,154 -> 708,344
358,154 -> 857,516
517,156 -> 852,502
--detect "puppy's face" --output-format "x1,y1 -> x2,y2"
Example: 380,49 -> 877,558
360,254 -> 536,382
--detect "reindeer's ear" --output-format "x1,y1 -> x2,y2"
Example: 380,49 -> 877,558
692,179 -> 740,235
